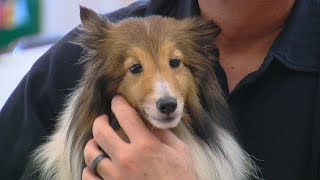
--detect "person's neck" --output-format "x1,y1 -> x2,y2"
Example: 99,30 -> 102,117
198,0 -> 295,92
198,0 -> 295,54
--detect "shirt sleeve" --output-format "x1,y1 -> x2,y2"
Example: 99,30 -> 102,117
0,29 -> 84,179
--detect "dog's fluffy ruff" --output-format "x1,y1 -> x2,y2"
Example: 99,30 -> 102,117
32,88 -> 256,180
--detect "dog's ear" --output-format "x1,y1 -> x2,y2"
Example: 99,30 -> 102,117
64,73 -> 111,174
79,6 -> 111,30
184,18 -> 221,60
196,19 -> 220,59
192,19 -> 221,39
73,6 -> 112,51
180,18 -> 236,138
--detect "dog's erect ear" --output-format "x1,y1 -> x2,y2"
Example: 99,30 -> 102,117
71,6 -> 112,53
195,19 -> 221,39
73,6 -> 112,51
180,18 -> 235,138
196,20 -> 220,58
185,18 -> 221,60
79,6 -> 111,30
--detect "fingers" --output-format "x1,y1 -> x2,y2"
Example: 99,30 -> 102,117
111,95 -> 156,142
83,139 -> 117,179
83,139 -> 105,170
92,115 -> 126,156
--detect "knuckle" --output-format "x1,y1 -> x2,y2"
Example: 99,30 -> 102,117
83,139 -> 99,166
92,122 -> 103,140
83,141 -> 93,165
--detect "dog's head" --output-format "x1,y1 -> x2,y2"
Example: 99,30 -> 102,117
74,6 -> 221,130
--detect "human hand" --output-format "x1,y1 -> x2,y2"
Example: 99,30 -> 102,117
82,95 -> 196,180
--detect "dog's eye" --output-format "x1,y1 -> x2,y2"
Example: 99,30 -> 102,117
169,59 -> 180,69
130,64 -> 143,74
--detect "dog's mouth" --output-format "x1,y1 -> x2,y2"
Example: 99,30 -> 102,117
145,113 -> 182,129
151,113 -> 179,123
139,98 -> 184,129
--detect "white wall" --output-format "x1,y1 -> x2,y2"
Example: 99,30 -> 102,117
0,0 -> 136,110
41,0 -> 136,36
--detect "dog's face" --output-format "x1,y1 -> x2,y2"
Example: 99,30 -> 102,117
77,7 -> 220,129
117,41 -> 194,129
103,16 -> 200,129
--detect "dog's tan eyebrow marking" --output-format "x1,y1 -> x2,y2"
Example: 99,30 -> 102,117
172,49 -> 183,59
124,47 -> 151,70
124,57 -> 139,69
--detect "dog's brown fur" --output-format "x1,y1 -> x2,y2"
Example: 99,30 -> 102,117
29,7 -> 258,180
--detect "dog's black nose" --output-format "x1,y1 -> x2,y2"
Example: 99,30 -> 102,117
157,98 -> 177,114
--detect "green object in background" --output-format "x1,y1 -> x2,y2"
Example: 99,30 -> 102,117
0,0 -> 40,51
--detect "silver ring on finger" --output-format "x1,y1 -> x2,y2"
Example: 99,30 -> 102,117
91,154 -> 108,175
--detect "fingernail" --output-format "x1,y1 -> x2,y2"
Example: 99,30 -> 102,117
112,95 -> 120,103
112,95 -> 125,105
97,114 -> 109,122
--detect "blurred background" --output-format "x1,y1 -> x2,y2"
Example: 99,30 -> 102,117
0,0 -> 137,110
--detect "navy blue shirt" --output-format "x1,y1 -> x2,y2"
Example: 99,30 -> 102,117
0,0 -> 319,179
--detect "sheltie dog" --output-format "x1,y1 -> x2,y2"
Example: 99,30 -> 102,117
29,6 -> 258,180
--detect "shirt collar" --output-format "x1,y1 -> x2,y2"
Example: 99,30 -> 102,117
145,0 -> 320,72
271,0 -> 320,72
